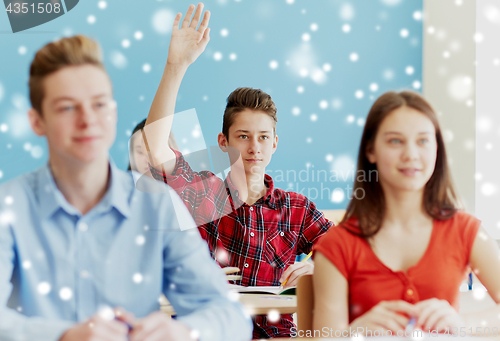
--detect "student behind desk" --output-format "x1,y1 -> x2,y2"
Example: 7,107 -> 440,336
0,35 -> 252,341
313,91 -> 500,336
141,4 -> 332,339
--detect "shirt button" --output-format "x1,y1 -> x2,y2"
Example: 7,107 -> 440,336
280,232 -> 285,237
244,263 -> 249,268
407,289 -> 414,296
78,222 -> 88,232
250,232 -> 255,237
80,270 -> 89,278
249,207 -> 254,211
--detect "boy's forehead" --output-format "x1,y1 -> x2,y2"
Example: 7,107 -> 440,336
43,65 -> 112,102
230,110 -> 275,132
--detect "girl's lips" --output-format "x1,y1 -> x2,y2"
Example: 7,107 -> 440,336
74,136 -> 99,143
398,168 -> 421,176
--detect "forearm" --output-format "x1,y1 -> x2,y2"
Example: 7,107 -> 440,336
144,63 -> 187,169
0,308 -> 73,341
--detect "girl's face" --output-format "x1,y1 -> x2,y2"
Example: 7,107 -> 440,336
131,133 -> 150,175
366,106 -> 438,195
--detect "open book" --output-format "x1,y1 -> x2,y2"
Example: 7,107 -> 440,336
228,284 -> 296,295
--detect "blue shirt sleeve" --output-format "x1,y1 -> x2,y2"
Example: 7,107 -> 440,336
161,190 -> 253,341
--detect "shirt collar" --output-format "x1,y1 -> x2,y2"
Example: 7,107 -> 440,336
38,159 -> 131,220
224,172 -> 278,210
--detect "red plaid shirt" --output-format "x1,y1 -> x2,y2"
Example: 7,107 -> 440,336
150,150 -> 332,339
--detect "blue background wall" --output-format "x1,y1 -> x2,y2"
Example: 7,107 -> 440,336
0,0 -> 423,209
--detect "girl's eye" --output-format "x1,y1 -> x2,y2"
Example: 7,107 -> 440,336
389,138 -> 401,144
419,139 -> 429,144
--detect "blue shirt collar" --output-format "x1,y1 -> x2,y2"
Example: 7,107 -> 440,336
38,159 -> 132,220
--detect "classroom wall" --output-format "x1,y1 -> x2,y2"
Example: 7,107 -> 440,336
422,0 -> 476,213
476,0 -> 500,238
0,0 -> 423,210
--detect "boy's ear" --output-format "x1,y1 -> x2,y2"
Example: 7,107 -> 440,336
218,133 -> 228,152
272,134 -> 278,154
28,108 -> 46,137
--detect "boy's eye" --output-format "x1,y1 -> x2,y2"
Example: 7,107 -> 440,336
239,135 -> 248,139
260,135 -> 269,140
59,105 -> 75,113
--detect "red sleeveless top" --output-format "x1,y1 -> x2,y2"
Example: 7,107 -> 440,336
313,211 -> 481,322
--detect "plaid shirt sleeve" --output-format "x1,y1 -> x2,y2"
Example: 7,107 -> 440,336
296,195 -> 334,255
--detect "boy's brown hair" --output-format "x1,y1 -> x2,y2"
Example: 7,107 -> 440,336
29,35 -> 107,115
222,87 -> 278,139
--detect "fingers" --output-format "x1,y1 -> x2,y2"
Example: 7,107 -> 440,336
189,3 -> 204,29
181,4 -> 196,29
283,265 -> 313,288
221,267 -> 240,275
172,12 -> 182,31
197,10 -> 211,34
279,263 -> 297,283
381,300 -> 419,317
88,317 -> 128,341
130,312 -> 170,341
418,300 -> 452,331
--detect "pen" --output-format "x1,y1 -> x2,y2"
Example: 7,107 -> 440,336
280,251 -> 313,288
405,316 -> 417,335
115,317 -> 134,332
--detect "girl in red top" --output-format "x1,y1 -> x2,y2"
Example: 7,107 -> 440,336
313,91 -> 500,336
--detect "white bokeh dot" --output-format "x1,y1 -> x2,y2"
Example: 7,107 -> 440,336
323,63 -> 331,72
18,46 -> 27,55
87,15 -> 96,25
400,28 -> 409,38
98,1 -> 107,9
310,114 -> 318,122
133,273 -> 143,284
0,124 -> 8,132
59,287 -> 73,301
413,80 -> 422,89
349,53 -> 359,62
134,31 -> 143,40
474,32 -> 484,43
355,90 -> 364,99
346,115 -> 355,123
152,9 -> 175,35
269,60 -> 278,69
0,171 -> 3,179
342,24 -> 351,33
267,309 -> 280,323
121,39 -> 130,48
481,183 -> 497,196
22,260 -> 31,269
427,26 -> 436,34
292,107 -> 300,116
229,53 -> 237,61
443,51 -> 451,59
369,83 -> 379,92
413,11 -> 423,20
340,3 -> 355,20
37,282 -> 51,295
4,196 -> 13,205
220,28 -> 229,37
110,51 -> 127,69
331,188 -> 345,203
357,118 -> 365,126
325,154 -> 334,162
319,100 -> 328,109
213,52 -> 223,61
296,86 -> 304,94
135,235 -> 146,245
306,137 -> 312,143
142,64 -> 151,73
405,66 -> 414,75
302,33 -> 311,42
310,23 -> 318,31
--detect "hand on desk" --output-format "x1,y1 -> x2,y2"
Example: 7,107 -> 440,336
59,311 -> 130,341
124,311 -> 193,341
350,300 -> 418,334
279,261 -> 314,288
415,298 -> 465,333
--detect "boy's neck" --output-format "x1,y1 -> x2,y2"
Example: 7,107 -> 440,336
49,154 -> 110,215
229,166 -> 267,206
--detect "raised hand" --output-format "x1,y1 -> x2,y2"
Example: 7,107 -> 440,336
167,3 -> 211,67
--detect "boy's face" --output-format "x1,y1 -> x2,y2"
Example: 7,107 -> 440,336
218,109 -> 278,175
28,65 -> 117,166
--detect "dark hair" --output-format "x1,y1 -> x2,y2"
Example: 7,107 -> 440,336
222,87 -> 278,139
128,119 -> 178,171
342,91 -> 459,238
29,35 -> 106,115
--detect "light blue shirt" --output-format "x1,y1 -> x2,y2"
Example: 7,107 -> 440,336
0,162 -> 252,341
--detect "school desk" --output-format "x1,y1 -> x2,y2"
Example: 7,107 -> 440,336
160,293 -> 297,316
